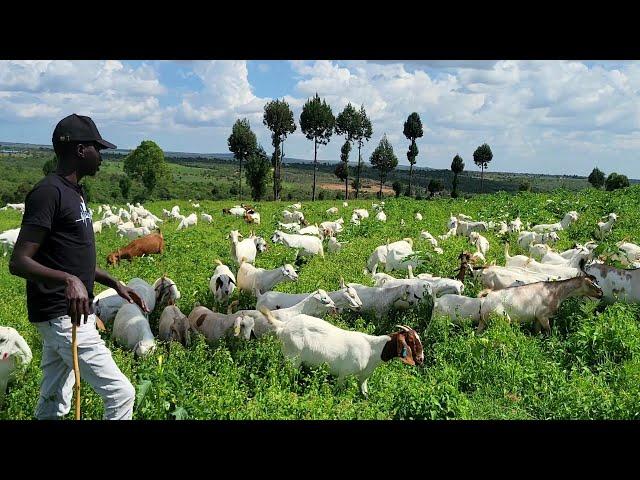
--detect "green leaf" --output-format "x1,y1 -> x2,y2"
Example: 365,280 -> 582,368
136,379 -> 152,409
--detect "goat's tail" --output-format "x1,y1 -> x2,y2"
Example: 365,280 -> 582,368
215,259 -> 223,266
477,288 -> 492,298
258,306 -> 284,329
403,237 -> 414,247
504,242 -> 510,259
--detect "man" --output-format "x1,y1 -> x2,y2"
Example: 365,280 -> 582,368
9,114 -> 149,420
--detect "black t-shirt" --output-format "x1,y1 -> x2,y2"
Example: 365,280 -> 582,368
20,173 -> 96,323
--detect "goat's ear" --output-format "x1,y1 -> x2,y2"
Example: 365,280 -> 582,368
196,314 -> 207,328
170,325 -> 180,342
339,277 -> 346,289
233,317 -> 242,337
396,333 -> 415,366
228,277 -> 236,285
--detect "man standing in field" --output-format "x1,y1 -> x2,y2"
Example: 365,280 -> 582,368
9,114 -> 148,420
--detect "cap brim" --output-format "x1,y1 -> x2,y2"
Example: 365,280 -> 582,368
96,138 -> 117,149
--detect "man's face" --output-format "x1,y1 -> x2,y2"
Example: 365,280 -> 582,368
77,142 -> 103,177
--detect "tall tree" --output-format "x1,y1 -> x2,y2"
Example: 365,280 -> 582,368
473,143 -> 493,193
450,154 -> 465,198
369,135 -> 398,198
403,112 -> 424,196
605,172 -> 630,191
334,141 -> 351,198
588,167 -> 605,189
300,93 -> 335,201
245,145 -> 271,201
228,118 -> 257,200
263,99 -> 296,201
353,104 -> 373,199
334,103 -> 359,199
123,140 -> 171,195
428,178 -> 445,198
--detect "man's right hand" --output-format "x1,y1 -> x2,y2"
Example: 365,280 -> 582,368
65,275 -> 90,326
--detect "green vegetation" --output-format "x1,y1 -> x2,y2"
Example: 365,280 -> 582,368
588,167 -> 605,189
451,154 -> 464,198
263,99 -> 297,201
403,112 -> 424,196
473,143 -> 493,193
369,134 -> 398,198
3,184 -> 640,419
227,118 -> 258,200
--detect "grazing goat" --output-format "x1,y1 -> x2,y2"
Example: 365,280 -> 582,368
255,279 -> 362,313
531,211 -> 578,233
0,326 -> 32,404
159,305 -> 195,347
434,294 -> 483,324
504,244 -> 582,278
517,231 -> 559,250
177,213 -> 198,230
271,230 -> 324,259
209,260 -> 236,304
375,211 -> 387,222
229,230 -> 257,265
260,310 -> 424,398
584,262 -> 640,304
107,232 -> 164,265
327,237 -> 346,253
200,213 -> 213,223
509,217 -> 523,233
346,282 -> 430,321
366,239 -> 413,273
326,207 -> 339,215
112,303 -> 156,357
188,305 -> 255,342
469,232 -> 490,255
478,275 -> 603,334
236,261 -> 299,294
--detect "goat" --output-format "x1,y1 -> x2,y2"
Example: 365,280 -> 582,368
517,231 -> 559,250
469,231 -> 490,255
346,282 -> 430,321
236,261 -> 299,294
271,230 -> 324,259
260,309 -> 424,398
107,232 -> 164,265
326,207 -> 339,215
375,211 -> 387,222
200,213 -> 213,224
112,303 -> 156,357
209,259 -> 237,303
596,213 -> 618,239
531,211 -> 578,233
229,230 -> 257,265
505,244 -> 582,278
177,213 -> 198,230
366,239 -> 413,273
583,262 -> 640,304
434,294 -> 483,325
188,305 -> 255,342
159,305 -> 196,347
255,279 -> 362,313
478,275 -> 603,334
0,228 -> 20,257
0,326 -> 32,404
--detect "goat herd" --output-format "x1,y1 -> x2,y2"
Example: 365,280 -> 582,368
2,198 -> 640,402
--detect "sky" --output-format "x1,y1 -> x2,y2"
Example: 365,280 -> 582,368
1,59 -> 640,178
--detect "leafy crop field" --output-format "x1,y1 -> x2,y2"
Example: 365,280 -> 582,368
2,187 -> 640,419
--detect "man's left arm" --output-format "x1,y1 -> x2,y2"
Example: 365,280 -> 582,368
95,267 -> 149,313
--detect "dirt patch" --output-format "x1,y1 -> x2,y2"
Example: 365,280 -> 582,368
320,182 -> 395,194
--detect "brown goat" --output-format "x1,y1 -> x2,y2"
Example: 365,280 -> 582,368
107,231 -> 164,265
453,251 -> 473,282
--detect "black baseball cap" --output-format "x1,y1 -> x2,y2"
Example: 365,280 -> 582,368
52,113 -> 117,149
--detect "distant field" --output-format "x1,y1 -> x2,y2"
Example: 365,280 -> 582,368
2,186 -> 640,419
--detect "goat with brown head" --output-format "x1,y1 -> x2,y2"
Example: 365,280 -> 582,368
381,325 -> 424,366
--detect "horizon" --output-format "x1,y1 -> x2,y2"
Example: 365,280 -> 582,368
1,60 -> 639,178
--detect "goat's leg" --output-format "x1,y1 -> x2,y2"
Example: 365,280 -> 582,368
359,378 -> 369,399
537,316 -> 551,335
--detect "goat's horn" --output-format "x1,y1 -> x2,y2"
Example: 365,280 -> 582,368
395,325 -> 411,332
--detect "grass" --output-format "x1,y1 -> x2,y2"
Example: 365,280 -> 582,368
2,185 -> 640,419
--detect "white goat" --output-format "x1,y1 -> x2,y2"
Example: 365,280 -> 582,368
517,231 -> 559,250
415,212 -> 423,221
469,232 -> 490,255
177,213 -> 198,230
209,260 -> 237,303
0,327 -> 32,403
0,228 -> 20,256
200,213 -> 213,223
112,303 -> 156,357
237,261 -> 299,294
327,237 -> 346,253
434,294 -> 483,324
271,230 -> 324,259
326,207 -> 339,215
529,243 -> 552,259
260,310 -> 424,398
375,211 -> 387,222
229,230 -> 257,265
531,211 -> 578,233
596,213 -> 618,239
509,217 -> 523,233
420,231 -> 438,247
584,262 -> 640,304
366,239 -> 413,273
255,279 -> 362,313
347,283 -> 430,320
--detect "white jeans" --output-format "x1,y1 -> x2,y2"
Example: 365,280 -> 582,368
34,314 -> 135,420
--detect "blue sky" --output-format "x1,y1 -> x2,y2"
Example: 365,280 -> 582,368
1,60 -> 640,178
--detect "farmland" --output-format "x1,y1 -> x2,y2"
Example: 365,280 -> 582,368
2,186 -> 640,419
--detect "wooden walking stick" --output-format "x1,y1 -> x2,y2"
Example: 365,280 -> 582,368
72,323 -> 81,420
